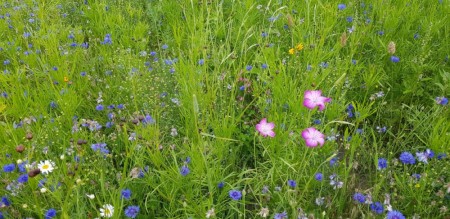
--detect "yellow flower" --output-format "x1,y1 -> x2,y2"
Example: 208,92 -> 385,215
288,48 -> 295,55
64,76 -> 69,82
295,43 -> 304,51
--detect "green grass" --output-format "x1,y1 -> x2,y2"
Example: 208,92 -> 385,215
0,0 -> 449,218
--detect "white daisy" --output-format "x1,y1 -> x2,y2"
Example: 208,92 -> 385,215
37,160 -> 55,174
100,204 -> 114,218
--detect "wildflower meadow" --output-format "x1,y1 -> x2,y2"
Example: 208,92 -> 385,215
0,0 -> 449,218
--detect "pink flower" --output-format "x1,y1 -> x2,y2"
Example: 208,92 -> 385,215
303,90 -> 331,111
301,127 -> 325,147
256,118 -> 275,137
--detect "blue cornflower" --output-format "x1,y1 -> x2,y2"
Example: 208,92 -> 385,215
80,71 -> 86,76
353,193 -> 366,203
239,85 -> 245,91
81,42 -> 89,49
96,104 -> 104,111
185,157 -> 191,164
435,96 -> 448,105
416,149 -> 434,164
352,59 -> 357,65
261,63 -> 268,69
399,152 -> 415,165
198,59 -> 204,66
121,189 -> 132,200
101,34 -> 112,45
180,165 -> 190,176
412,173 -> 421,180
378,30 -> 385,36
229,190 -> 242,200
18,162 -> 27,172
437,153 -> 447,160
338,4 -> 346,10
378,158 -> 388,170
44,209 -> 57,219
107,104 -> 115,110
17,174 -> 28,183
105,122 -> 114,128
287,179 -> 296,188
142,115 -> 154,125
347,104 -> 355,118
161,44 -> 168,50
346,16 -> 353,22
150,51 -> 157,56
1,196 -> 10,206
91,143 -> 109,154
50,101 -> 57,109
218,182 -> 224,189
315,173 -> 323,181
370,202 -> 384,214
274,211 -> 288,219
124,205 -> 139,218
330,157 -> 339,167
0,212 -> 3,219
261,32 -> 268,37
313,119 -> 321,124
246,65 -> 253,71
117,104 -> 125,109
3,60 -> 10,65
3,164 -> 15,172
386,210 -> 405,219
390,56 -> 400,63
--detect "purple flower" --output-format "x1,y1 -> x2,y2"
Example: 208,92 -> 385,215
338,4 -> 346,10
435,97 -> 448,105
353,193 -> 366,203
274,211 -> 287,219
1,196 -> 10,207
161,44 -> 168,50
437,153 -> 447,160
399,152 -> 415,165
218,182 -> 224,189
180,166 -> 190,176
17,174 -> 28,183
96,104 -> 104,111
121,189 -> 132,200
246,65 -> 253,71
91,143 -> 109,154
124,206 -> 139,218
101,34 -> 112,45
377,158 -> 387,170
44,209 -> 57,219
416,149 -> 434,164
370,202 -> 383,214
386,210 -> 405,219
287,179 -> 296,188
315,173 -> 323,181
390,56 -> 400,63
198,59 -> 204,65
229,190 -> 242,200
412,173 -> 421,180
3,164 -> 15,172
330,157 -> 339,167
261,63 -> 268,69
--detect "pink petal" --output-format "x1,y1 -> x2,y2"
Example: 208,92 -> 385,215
301,129 -> 310,139
303,99 -> 316,109
266,122 -> 275,129
268,131 -> 275,137
304,90 -> 313,99
316,137 -> 325,146
305,138 -> 318,147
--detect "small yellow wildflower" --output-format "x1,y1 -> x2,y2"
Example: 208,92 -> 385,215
64,76 -> 69,82
288,48 -> 295,55
295,43 -> 304,51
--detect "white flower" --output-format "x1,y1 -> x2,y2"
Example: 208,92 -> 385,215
40,188 -> 47,193
37,160 -> 55,174
258,207 -> 269,218
86,194 -> 95,199
205,208 -> 215,218
100,204 -> 114,218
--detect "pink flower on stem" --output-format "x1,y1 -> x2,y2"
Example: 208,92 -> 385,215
302,127 -> 325,147
303,90 -> 331,111
256,118 -> 275,137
